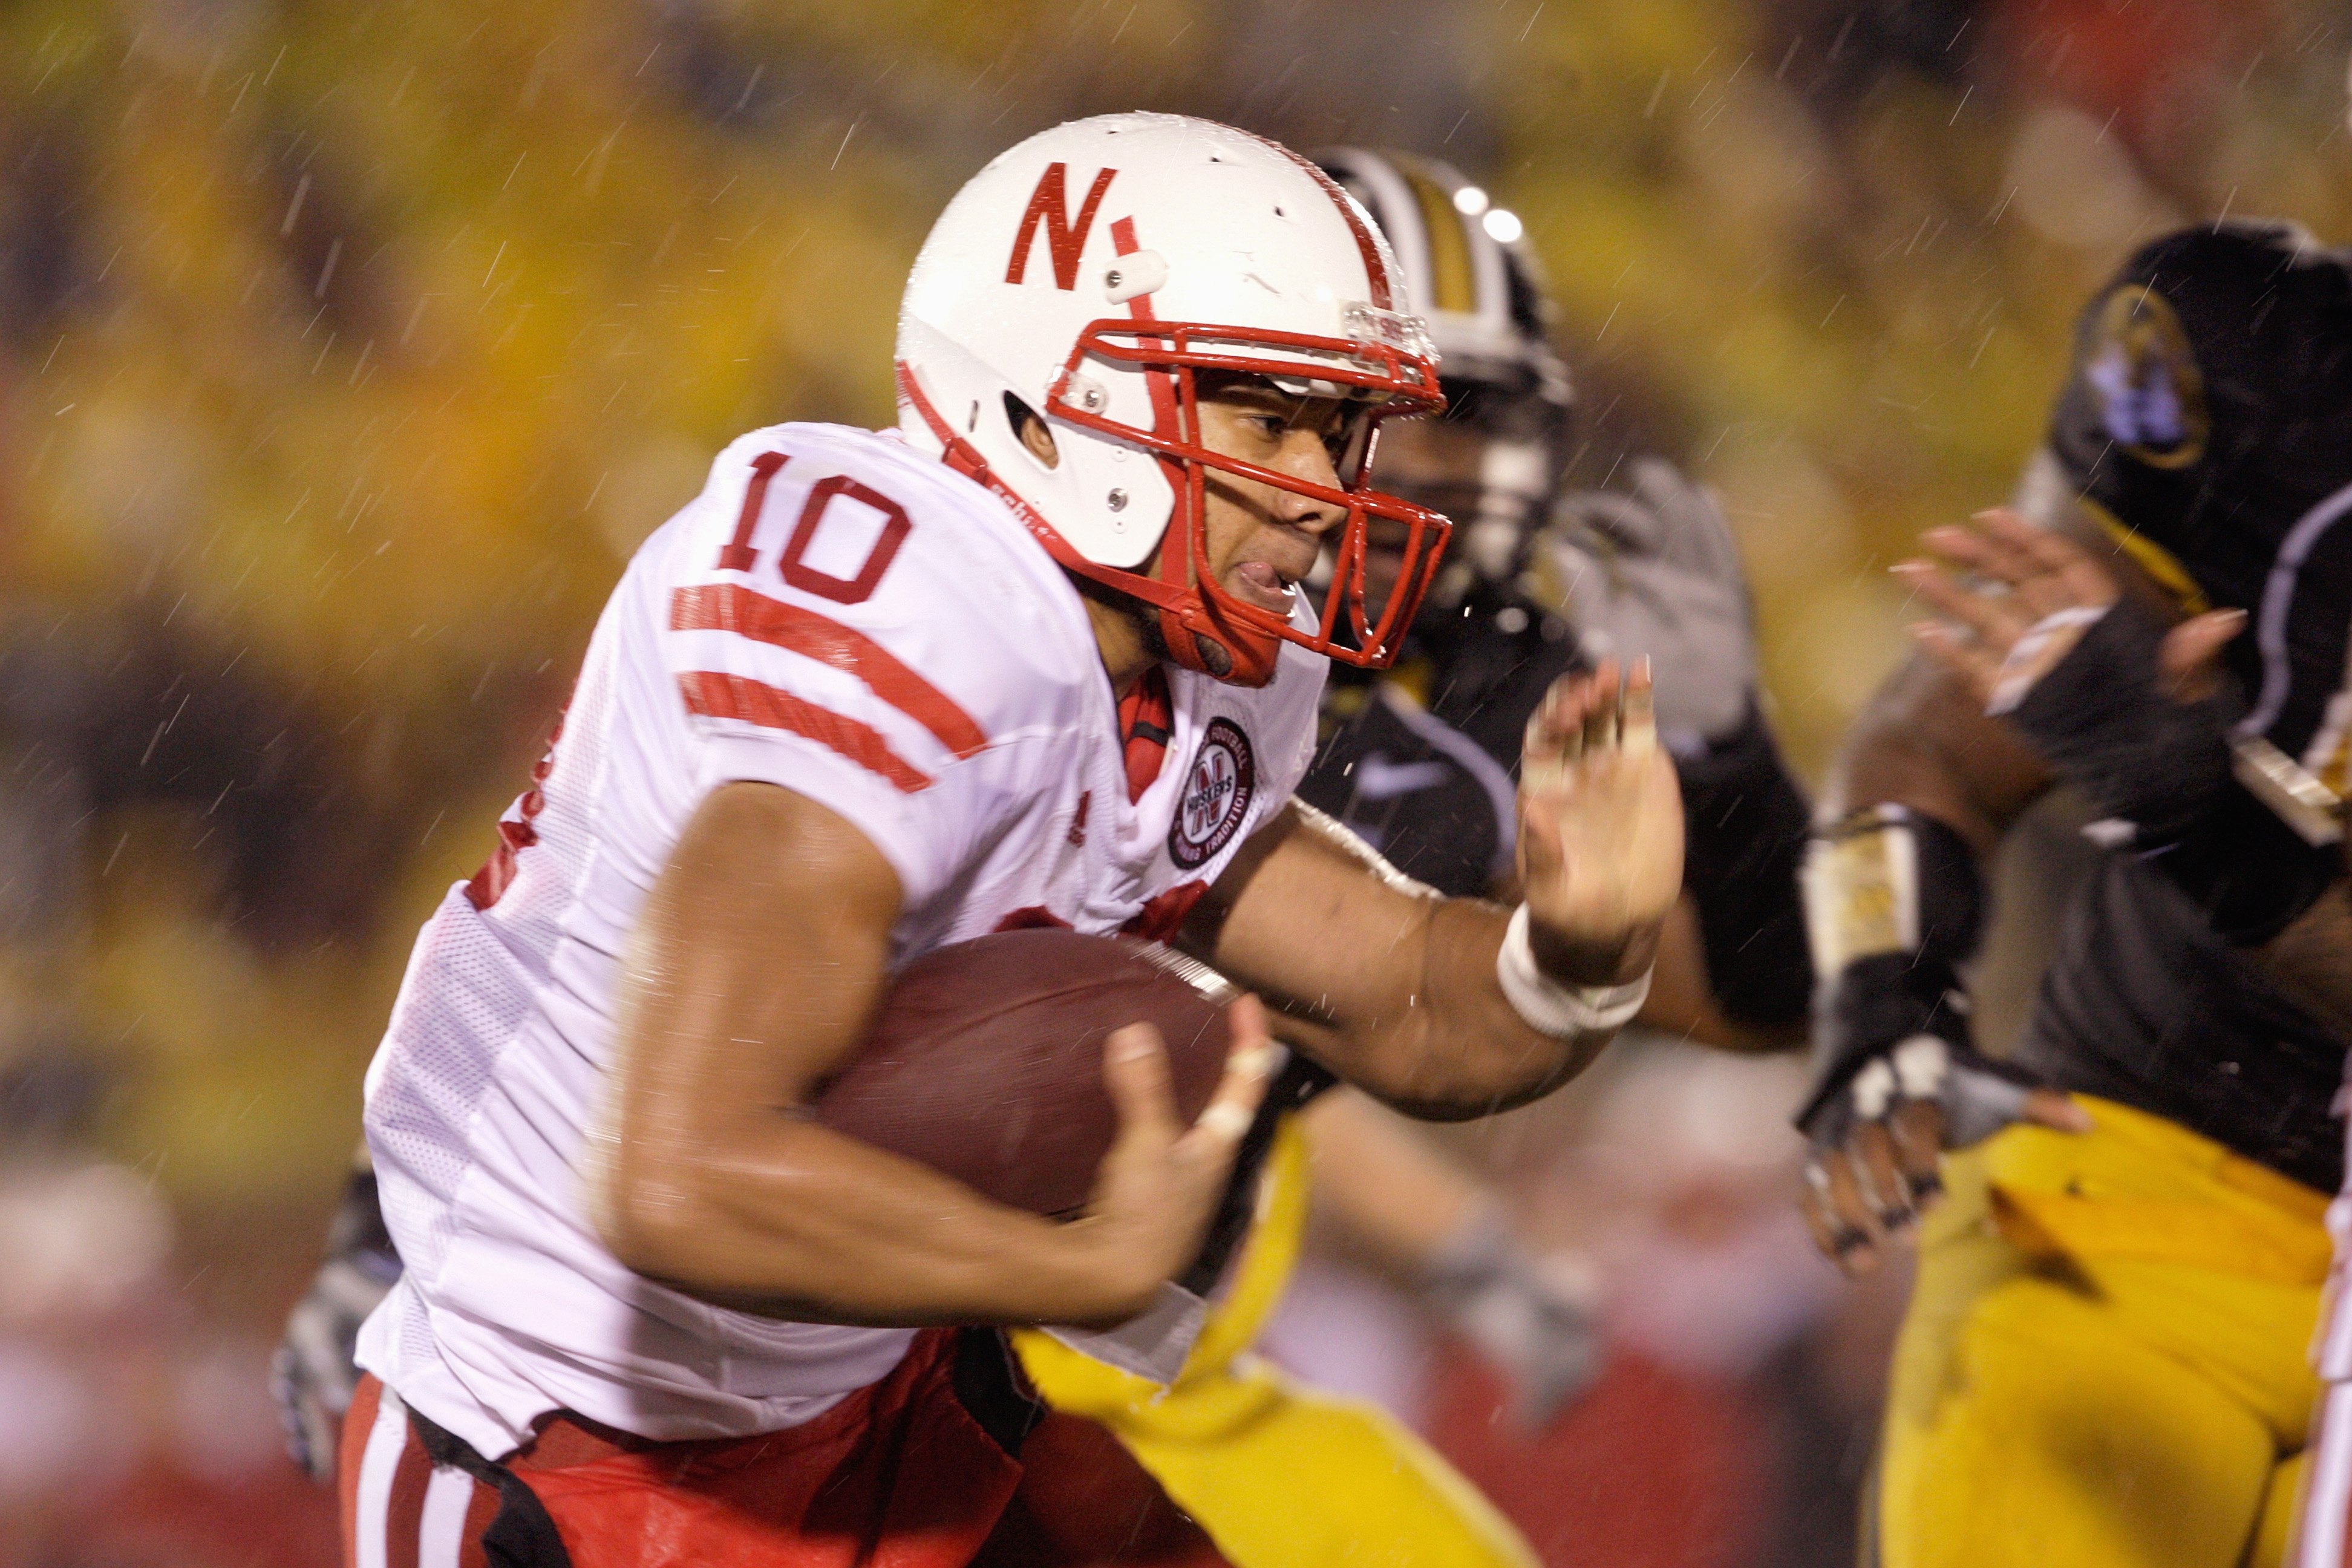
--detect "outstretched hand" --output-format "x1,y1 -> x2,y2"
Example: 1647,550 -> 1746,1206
1517,658 -> 1684,981
1895,508 -> 2244,711
1547,458 -> 1759,748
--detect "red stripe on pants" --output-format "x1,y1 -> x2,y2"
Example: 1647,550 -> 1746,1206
338,1373 -> 384,1567
459,1480 -> 500,1568
344,1333 -> 1027,1567
384,1426 -> 434,1568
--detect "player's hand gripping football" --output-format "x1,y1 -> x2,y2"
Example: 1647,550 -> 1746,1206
1516,658 -> 1685,979
1071,993 -> 1273,1326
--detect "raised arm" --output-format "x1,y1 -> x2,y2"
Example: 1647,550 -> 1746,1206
1188,662 -> 1682,1120
1794,493 -> 2122,1272
589,780 -> 1268,1329
1543,459 -> 1814,1050
1798,486 -> 2350,1270
1901,499 -> 2350,1030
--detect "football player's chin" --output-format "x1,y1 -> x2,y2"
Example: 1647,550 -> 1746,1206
1223,560 -> 1298,616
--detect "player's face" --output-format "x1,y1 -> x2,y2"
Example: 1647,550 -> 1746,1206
1359,413 -> 1488,607
1181,376 -> 1362,619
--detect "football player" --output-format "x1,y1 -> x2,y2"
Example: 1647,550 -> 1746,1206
1798,212 -> 2352,1564
1279,147 -> 1815,1415
1301,149 -> 1812,1044
323,113 -> 1684,1568
280,143 -> 1820,1567
1007,149 -> 1820,1566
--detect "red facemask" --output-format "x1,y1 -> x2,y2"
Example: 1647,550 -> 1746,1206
901,318 -> 1449,688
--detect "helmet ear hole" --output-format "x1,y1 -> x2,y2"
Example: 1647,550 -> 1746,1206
1004,392 -> 1060,470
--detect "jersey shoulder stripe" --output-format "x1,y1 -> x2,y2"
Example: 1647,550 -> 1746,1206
668,581 -> 987,760
676,668 -> 933,792
655,423 -> 1100,823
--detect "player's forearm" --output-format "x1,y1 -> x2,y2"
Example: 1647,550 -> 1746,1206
1671,705 -> 1814,1034
1269,897 -> 1627,1119
1826,653 -> 2052,851
1639,897 -> 1801,1051
590,1123 -> 1156,1329
596,780 -> 1162,1330
1200,807 -> 1623,1117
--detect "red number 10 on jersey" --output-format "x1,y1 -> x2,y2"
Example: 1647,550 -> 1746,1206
716,452 -> 911,606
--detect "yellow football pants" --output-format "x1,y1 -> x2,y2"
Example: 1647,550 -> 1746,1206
1013,1117 -> 1537,1568
1880,1096 -> 2330,1568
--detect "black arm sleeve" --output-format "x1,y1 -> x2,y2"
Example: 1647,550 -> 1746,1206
1673,701 -> 1814,1028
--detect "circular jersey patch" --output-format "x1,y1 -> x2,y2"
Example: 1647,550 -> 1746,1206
1170,718 -> 1255,869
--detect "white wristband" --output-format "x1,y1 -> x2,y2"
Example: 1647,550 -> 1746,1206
1495,904 -> 1653,1037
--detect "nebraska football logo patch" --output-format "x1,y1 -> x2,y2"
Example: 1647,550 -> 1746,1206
1170,718 -> 1255,869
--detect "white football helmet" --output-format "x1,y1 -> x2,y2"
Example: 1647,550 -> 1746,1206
896,112 -> 1448,686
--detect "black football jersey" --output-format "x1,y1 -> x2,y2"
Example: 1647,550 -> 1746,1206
1297,590 -> 1581,900
2022,221 -> 2352,1191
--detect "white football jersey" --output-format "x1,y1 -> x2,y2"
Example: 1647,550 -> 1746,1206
354,423 -> 1324,1460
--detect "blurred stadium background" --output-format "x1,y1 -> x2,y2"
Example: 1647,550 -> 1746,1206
0,0 -> 2343,1562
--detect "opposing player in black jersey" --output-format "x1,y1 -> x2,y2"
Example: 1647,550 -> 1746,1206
1800,217 -> 2352,1568
1259,148 -> 1815,1428
1304,148 -> 1813,1036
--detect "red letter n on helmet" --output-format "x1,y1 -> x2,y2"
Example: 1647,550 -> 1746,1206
1004,163 -> 1117,290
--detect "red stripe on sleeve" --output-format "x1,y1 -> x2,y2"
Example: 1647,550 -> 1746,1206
677,670 -> 934,792
670,583 -> 987,759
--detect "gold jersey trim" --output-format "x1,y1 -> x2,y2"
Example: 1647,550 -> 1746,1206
2080,495 -> 2212,615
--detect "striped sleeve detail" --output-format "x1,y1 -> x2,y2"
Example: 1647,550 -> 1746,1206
676,669 -> 933,792
670,583 -> 987,759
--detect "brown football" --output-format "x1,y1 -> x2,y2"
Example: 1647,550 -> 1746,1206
811,928 -> 1237,1217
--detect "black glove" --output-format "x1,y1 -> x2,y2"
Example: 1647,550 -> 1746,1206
272,1162 -> 402,1482
1996,595 -> 2341,944
1795,806 -> 2086,1265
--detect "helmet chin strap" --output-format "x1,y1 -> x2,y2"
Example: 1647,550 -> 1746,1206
1157,608 -> 1237,680
1139,389 -> 1282,688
